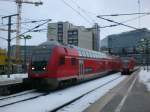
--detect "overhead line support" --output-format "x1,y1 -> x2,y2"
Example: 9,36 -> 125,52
2,14 -> 18,78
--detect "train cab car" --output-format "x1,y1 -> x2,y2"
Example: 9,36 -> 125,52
28,41 -> 79,89
121,57 -> 136,75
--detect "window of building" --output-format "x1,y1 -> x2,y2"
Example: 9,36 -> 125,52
58,24 -> 63,28
68,32 -> 73,35
58,30 -> 63,33
68,30 -> 78,46
58,23 -> 63,28
57,23 -> 63,44
58,33 -> 63,37
73,31 -> 77,34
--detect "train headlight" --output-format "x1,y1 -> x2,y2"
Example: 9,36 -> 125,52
31,67 -> 35,70
43,67 -> 46,70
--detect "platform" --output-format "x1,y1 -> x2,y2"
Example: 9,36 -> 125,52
0,73 -> 28,95
84,69 -> 150,112
0,73 -> 27,86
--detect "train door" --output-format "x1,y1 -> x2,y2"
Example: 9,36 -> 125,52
79,59 -> 84,79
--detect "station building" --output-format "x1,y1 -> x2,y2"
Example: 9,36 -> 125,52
101,28 -> 150,64
47,21 -> 100,51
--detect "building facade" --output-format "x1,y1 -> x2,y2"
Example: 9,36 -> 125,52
101,28 -> 150,64
47,21 -> 100,51
11,45 -> 36,64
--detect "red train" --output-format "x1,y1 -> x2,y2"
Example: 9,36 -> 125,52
120,57 -> 136,74
26,41 -> 136,89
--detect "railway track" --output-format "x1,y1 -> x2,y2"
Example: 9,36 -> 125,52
0,90 -> 49,108
49,75 -> 123,112
0,73 -> 126,112
0,89 -> 36,101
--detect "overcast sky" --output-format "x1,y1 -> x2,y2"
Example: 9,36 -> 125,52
0,0 -> 150,49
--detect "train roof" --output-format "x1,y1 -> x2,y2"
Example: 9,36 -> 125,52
38,41 -> 117,59
69,45 -> 110,59
39,41 -> 60,46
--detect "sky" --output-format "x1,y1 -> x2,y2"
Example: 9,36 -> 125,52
0,0 -> 150,49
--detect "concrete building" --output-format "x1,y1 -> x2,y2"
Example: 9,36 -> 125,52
47,22 -> 100,51
101,28 -> 150,64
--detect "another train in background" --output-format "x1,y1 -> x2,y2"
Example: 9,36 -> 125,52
25,41 -> 137,89
121,57 -> 136,74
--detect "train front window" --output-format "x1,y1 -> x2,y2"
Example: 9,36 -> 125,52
31,46 -> 52,72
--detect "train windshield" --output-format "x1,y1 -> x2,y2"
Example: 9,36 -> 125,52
32,46 -> 52,61
121,57 -> 130,67
31,45 -> 53,72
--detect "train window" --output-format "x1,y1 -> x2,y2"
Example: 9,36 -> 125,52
87,51 -> 90,57
83,51 -> 86,57
96,54 -> 98,58
59,57 -> 65,65
88,52 -> 90,57
79,50 -> 82,56
85,51 -> 88,57
93,52 -> 95,58
88,51 -> 90,58
81,51 -> 84,57
95,54 -> 97,58
92,52 -> 95,58
91,52 -> 93,58
90,52 -> 93,58
71,58 -> 76,65
95,53 -> 97,58
90,52 -> 92,58
98,54 -> 100,58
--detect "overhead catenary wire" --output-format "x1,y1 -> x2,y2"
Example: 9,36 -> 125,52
11,19 -> 51,40
0,0 -> 15,2
97,12 -> 150,17
97,16 -> 139,30
138,0 -> 141,28
60,0 -> 93,25
0,19 -> 50,27
20,20 -> 48,32
100,13 -> 150,28
69,0 -> 96,24
21,25 -> 47,32
0,36 -> 8,41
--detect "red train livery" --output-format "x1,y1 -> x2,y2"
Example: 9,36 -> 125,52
121,57 -> 136,74
26,41 -> 136,89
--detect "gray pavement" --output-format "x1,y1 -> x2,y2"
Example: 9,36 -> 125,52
121,79 -> 150,112
84,70 -> 150,112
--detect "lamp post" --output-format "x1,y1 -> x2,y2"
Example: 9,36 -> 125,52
20,35 -> 32,72
139,38 -> 150,71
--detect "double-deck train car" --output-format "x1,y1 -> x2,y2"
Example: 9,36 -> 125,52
120,57 -> 136,74
26,41 -> 135,89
